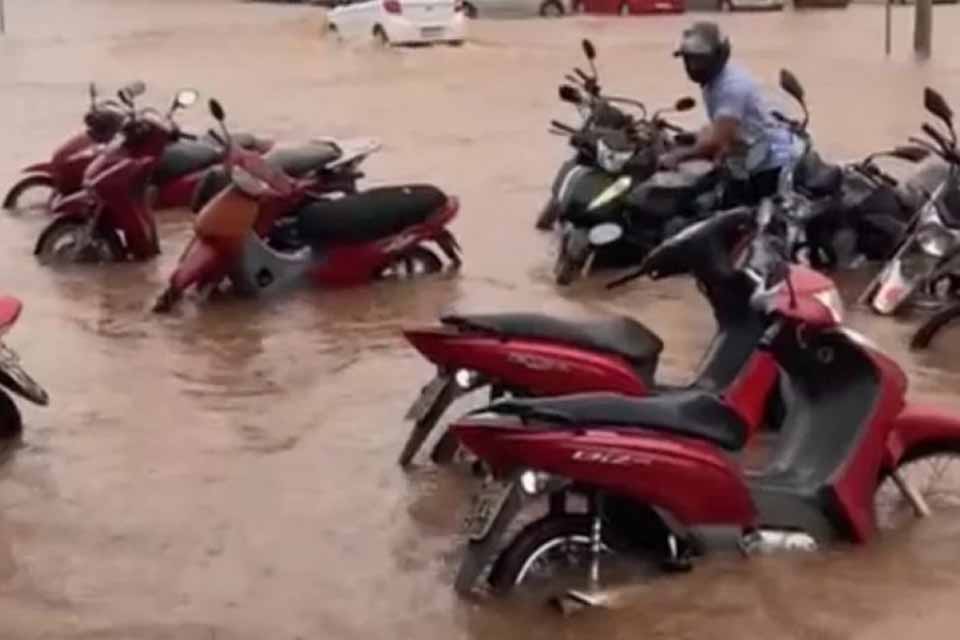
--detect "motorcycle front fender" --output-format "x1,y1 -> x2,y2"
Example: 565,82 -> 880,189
169,236 -> 232,294
22,162 -> 55,175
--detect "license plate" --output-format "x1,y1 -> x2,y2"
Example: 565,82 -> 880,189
464,480 -> 513,541
404,375 -> 450,422
421,27 -> 445,38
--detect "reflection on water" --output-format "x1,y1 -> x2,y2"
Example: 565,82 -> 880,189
1,0 -> 960,637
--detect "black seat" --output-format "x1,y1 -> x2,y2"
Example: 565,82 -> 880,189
442,313 -> 664,375
152,141 -> 221,185
795,151 -> 843,198
295,184 -> 447,245
266,143 -> 341,178
482,391 -> 748,451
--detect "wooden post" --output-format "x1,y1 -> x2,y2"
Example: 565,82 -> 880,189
914,0 -> 933,57
885,0 -> 892,55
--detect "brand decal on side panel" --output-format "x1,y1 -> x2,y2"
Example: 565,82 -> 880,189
506,352 -> 573,372
571,449 -> 653,466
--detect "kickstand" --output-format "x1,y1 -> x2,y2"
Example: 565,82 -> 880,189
549,510 -> 610,615
892,469 -> 932,518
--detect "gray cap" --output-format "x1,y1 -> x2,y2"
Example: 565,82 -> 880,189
673,21 -> 726,57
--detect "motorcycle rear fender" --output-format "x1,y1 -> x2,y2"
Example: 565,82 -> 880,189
0,297 -> 22,336
22,162 -> 55,175
884,403 -> 960,469
401,328 -> 652,396
453,418 -> 756,527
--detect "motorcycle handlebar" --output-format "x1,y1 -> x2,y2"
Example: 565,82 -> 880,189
551,119 -> 578,134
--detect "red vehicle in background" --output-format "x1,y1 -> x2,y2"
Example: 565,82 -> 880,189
576,0 -> 684,15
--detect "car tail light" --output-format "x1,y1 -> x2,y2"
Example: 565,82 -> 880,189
384,0 -> 402,13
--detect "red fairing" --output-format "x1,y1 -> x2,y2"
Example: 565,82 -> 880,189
307,198 -> 459,286
402,327 -> 651,396
52,190 -> 96,217
153,172 -> 204,209
773,265 -> 839,329
454,420 -> 756,527
169,237 -> 233,292
0,296 -> 23,335
885,403 -> 960,468
722,350 -> 779,437
827,345 -> 908,542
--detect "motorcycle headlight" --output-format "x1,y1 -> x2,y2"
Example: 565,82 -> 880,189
232,165 -> 271,198
915,221 -> 956,258
813,287 -> 844,324
519,470 -> 553,496
596,139 -> 632,173
587,175 -> 632,211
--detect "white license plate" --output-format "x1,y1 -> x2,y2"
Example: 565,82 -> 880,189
404,375 -> 450,422
421,27 -> 445,38
464,481 -> 512,541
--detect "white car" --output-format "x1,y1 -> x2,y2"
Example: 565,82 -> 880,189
326,0 -> 467,46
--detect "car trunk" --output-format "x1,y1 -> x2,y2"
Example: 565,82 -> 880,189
400,0 -> 456,24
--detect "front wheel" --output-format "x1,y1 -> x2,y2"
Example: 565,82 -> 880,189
4,174 -> 56,216
34,217 -> 125,265
535,198 -> 559,231
875,450 -> 960,531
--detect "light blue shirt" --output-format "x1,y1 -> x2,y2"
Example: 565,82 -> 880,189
702,63 -> 796,176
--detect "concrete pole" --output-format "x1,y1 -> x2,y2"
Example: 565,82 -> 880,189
1,0 -> 5,35
915,0 -> 933,57
885,0 -> 892,55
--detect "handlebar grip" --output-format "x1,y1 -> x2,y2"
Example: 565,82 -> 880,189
922,123 -> 952,154
574,68 -> 590,81
550,120 -> 577,134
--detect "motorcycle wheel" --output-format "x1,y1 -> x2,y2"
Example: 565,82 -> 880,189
874,450 -> 960,531
4,174 -> 55,216
486,515 -> 620,595
0,391 -> 22,440
35,217 -> 124,265
375,246 -> 443,280
910,301 -> 960,350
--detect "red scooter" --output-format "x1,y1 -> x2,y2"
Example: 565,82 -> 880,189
152,99 -> 462,312
399,225 -> 776,468
32,86 -> 206,263
0,296 -> 50,438
450,204 -> 960,600
5,82 -> 273,218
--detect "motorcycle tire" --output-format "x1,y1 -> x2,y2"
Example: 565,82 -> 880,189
910,301 -> 960,350
3,174 -> 55,215
535,198 -> 559,231
34,216 -> 125,265
0,391 -> 22,440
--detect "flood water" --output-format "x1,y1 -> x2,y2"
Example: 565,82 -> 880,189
2,0 -> 960,637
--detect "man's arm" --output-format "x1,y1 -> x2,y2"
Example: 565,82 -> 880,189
667,117 -> 739,165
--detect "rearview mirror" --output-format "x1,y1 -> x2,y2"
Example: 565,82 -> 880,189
89,82 -> 98,102
209,99 -> 226,122
890,145 -> 929,163
924,87 -> 953,125
582,39 -> 596,61
675,96 -> 696,112
558,84 -> 582,105
589,223 -> 623,247
174,89 -> 199,110
779,69 -> 805,105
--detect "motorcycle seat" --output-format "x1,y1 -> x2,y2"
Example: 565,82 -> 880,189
153,141 -> 221,184
295,184 -> 447,245
795,152 -> 843,198
266,143 -> 341,178
441,313 -> 664,378
480,390 -> 747,451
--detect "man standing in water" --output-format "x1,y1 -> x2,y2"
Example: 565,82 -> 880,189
660,21 -> 796,207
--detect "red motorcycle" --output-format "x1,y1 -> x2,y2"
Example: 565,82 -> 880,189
399,227 -> 777,468
0,296 -> 49,438
32,86 -> 207,263
450,205 -> 960,600
5,82 -> 273,219
152,99 -> 462,312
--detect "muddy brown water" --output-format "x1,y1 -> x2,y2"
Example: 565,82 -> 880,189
2,0 -> 960,637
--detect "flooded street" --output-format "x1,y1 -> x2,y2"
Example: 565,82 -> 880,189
3,0 -> 960,637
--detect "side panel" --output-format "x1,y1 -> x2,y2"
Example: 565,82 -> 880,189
885,403 -> 960,467
402,327 -> 651,396
153,172 -> 204,210
454,421 -> 756,527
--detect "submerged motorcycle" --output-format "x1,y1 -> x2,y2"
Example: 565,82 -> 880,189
535,39 -> 680,231
33,86 -> 204,264
0,296 -> 49,438
6,82 -> 273,219
767,70 -> 927,270
860,87 -> 960,317
153,99 -> 462,312
449,202 -> 960,601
